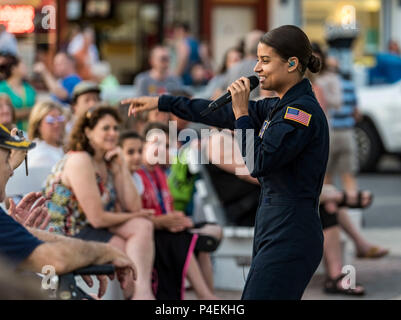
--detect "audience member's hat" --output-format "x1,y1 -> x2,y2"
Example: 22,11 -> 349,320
72,81 -> 101,103
0,124 -> 36,150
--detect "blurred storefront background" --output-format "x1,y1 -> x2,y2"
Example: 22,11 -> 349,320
2,0 -> 401,84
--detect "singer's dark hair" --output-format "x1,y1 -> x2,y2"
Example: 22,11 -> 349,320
260,25 -> 321,74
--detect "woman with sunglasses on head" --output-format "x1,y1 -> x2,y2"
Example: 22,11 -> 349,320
124,25 -> 329,300
27,100 -> 66,168
44,105 -> 155,300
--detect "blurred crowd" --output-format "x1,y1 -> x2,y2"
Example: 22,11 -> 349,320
0,21 -> 391,299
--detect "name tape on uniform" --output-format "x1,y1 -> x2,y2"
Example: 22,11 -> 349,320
258,120 -> 270,138
284,107 -> 311,127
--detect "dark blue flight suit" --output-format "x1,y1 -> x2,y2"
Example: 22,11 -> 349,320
158,78 -> 329,300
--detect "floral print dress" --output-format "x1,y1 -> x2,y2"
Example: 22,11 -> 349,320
43,153 -> 117,236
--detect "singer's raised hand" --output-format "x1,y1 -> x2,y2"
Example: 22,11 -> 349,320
122,96 -> 159,117
228,77 -> 251,119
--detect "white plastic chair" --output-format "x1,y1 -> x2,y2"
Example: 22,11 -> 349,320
5,165 -> 53,197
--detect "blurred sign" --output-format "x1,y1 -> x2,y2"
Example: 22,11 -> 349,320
86,0 -> 111,18
0,5 -> 35,33
341,5 -> 356,30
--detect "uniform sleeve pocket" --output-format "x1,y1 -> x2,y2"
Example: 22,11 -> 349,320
262,121 -> 296,152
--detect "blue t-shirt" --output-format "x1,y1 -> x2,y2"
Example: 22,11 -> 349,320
330,77 -> 357,129
52,74 -> 81,105
0,207 -> 43,266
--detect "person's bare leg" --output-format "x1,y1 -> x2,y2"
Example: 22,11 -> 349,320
341,173 -> 359,205
109,235 -> 135,299
337,208 -> 388,256
188,224 -> 222,292
324,173 -> 334,185
341,173 -> 358,193
323,226 -> 364,293
111,217 -> 155,300
186,255 -> 218,300
197,252 -> 214,292
323,226 -> 343,279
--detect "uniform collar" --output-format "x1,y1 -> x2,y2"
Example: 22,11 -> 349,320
278,78 -> 313,108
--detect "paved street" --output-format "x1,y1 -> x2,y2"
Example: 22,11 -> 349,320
304,155 -> 401,300
186,155 -> 401,300
359,156 -> 401,228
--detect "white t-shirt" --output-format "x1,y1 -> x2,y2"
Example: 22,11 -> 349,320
28,139 -> 64,168
67,33 -> 99,65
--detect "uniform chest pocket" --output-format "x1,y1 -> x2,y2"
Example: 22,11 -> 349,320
262,121 -> 296,152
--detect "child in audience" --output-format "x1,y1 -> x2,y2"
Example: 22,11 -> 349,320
120,131 -> 145,197
120,127 -> 221,300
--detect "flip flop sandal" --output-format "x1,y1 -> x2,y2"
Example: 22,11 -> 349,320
357,246 -> 389,259
324,274 -> 365,296
338,190 -> 373,209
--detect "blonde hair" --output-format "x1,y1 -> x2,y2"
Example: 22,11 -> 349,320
28,100 -> 65,142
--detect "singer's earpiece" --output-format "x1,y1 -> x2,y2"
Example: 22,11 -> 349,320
288,60 -> 295,67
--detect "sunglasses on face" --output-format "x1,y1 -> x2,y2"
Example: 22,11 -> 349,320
44,115 -> 65,124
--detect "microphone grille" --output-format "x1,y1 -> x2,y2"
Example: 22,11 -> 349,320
248,75 -> 259,90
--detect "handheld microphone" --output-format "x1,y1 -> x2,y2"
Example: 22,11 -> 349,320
200,75 -> 259,117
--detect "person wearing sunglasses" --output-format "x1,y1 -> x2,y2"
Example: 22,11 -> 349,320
27,100 -> 65,168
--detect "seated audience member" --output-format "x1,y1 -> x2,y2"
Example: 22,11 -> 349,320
219,30 -> 264,100
320,184 -> 388,259
122,124 -> 222,299
0,55 -> 36,131
0,124 -> 136,299
33,52 -> 81,106
197,47 -> 242,100
118,100 -> 148,137
134,45 -> 183,97
44,105 -> 155,300
189,63 -> 209,89
91,61 -> 119,91
68,26 -> 99,80
65,81 -> 101,135
319,185 -> 372,296
0,93 -> 16,130
205,128 -> 261,226
27,101 -> 65,168
119,131 -> 145,197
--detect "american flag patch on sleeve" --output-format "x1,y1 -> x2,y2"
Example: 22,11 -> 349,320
284,107 -> 312,126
